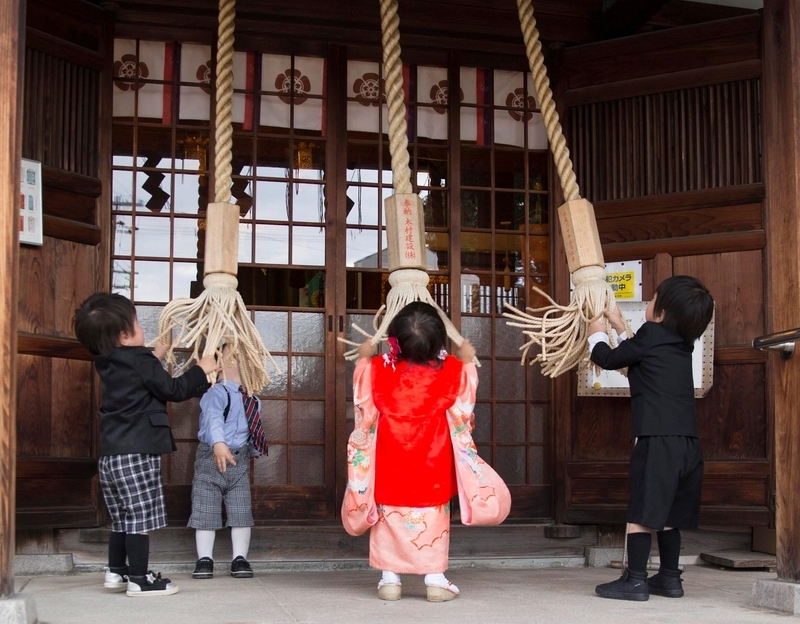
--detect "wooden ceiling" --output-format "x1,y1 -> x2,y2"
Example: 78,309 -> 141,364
101,0 -> 756,62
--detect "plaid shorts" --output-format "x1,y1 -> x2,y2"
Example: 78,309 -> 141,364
187,443 -> 253,530
98,454 -> 167,534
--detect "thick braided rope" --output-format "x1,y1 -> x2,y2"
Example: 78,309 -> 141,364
516,0 -> 579,202
214,0 -> 235,203
380,0 -> 412,195
154,0 -> 280,395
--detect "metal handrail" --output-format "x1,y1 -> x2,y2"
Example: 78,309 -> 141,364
752,328 -> 800,359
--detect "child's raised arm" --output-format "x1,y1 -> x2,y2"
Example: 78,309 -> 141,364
456,339 -> 476,363
357,340 -> 376,360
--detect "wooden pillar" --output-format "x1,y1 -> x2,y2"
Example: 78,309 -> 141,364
763,0 -> 800,583
0,0 -> 23,601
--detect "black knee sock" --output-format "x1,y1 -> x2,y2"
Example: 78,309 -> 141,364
126,533 -> 150,577
656,528 -> 681,574
108,531 -> 127,571
626,532 -> 651,579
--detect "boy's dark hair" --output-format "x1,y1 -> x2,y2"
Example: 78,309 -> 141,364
654,275 -> 714,343
387,301 -> 447,366
73,292 -> 137,357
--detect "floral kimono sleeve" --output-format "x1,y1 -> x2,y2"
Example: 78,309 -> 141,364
449,362 -> 512,526
341,357 -> 380,536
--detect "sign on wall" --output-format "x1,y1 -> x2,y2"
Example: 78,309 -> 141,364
577,300 -> 715,399
19,159 -> 43,246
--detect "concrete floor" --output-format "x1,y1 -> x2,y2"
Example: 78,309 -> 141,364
13,564 -> 792,624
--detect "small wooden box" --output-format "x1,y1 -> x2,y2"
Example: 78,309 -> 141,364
204,201 -> 240,276
557,198 -> 605,273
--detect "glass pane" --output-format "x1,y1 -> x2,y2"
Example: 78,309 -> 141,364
112,170 -> 135,212
292,226 -> 325,266
291,312 -> 324,352
114,215 -> 133,255
134,216 -> 171,257
262,355 -> 289,396
426,233 -> 447,271
255,224 -> 289,264
256,138 -> 290,177
530,446 -> 544,485
231,135 -> 254,170
496,403 -> 526,443
170,397 -> 202,439
461,232 -> 492,271
290,401 -> 324,442
420,190 -> 448,228
263,399 -> 288,440
530,403 -> 545,444
173,217 -> 200,259
231,178 -> 254,220
496,192 -> 525,230
417,147 -> 448,187
292,183 -> 326,223
134,260 -> 170,302
496,317 -> 525,358
461,316 -> 491,355
472,402 -> 492,443
171,442 -> 196,485
461,190 -> 491,229
253,444 -> 287,485
495,446 -> 526,485
256,180 -> 289,222
178,86 -> 211,123
530,363 -> 549,401
347,227 -> 379,268
134,305 -> 164,341
477,445 -> 492,465
461,147 -> 491,186
135,171 -> 171,214
461,273 -> 493,315
495,150 -> 525,189
293,141 -> 325,180
239,222 -> 253,263
495,360 -> 526,400
112,260 -> 132,297
290,445 -> 324,486
254,311 -> 288,352
175,132 -> 210,172
291,356 -> 324,397
346,185 -> 379,226
136,127 -> 173,168
173,262 -> 198,299
477,364 -> 492,400
260,94 -> 291,134
173,174 -> 206,215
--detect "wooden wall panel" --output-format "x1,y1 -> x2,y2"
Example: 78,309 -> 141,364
674,251 -> 764,346
16,354 -> 52,457
557,15 -> 770,527
50,359 -> 93,457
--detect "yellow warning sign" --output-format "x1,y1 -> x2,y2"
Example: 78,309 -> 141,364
605,271 -> 636,300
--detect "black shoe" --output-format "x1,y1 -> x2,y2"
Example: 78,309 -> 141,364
126,571 -> 179,597
648,571 -> 684,597
231,555 -> 253,578
192,557 -> 214,579
595,570 -> 649,601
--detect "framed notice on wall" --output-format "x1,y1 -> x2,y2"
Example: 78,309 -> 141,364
19,159 -> 43,246
577,300 -> 715,399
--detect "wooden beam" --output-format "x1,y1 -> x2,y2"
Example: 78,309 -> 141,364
0,0 -> 23,601
763,0 -> 800,584
599,0 -> 671,39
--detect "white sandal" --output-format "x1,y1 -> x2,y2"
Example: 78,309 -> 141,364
426,582 -> 459,602
377,582 -> 402,601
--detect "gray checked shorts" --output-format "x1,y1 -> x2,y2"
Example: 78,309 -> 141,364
98,454 -> 167,534
187,443 -> 254,530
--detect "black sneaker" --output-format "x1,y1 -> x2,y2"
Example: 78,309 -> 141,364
647,571 -> 684,597
126,571 -> 179,597
192,557 -> 214,579
231,555 -> 253,578
595,570 -> 649,601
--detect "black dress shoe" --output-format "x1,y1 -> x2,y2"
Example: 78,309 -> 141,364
192,557 -> 214,579
231,555 -> 254,578
595,570 -> 649,601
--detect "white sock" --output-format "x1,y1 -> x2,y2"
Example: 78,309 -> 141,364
425,573 -> 459,593
231,527 -> 251,560
379,570 -> 401,587
196,530 -> 216,560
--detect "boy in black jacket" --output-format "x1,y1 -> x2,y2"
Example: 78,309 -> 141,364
74,293 -> 219,596
588,276 -> 714,601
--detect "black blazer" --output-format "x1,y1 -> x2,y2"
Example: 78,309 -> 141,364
590,321 -> 698,439
95,346 -> 209,456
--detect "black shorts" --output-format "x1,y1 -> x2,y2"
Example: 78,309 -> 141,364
626,436 -> 703,531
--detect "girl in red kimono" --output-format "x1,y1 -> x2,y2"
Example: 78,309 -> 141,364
343,302 -> 510,602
